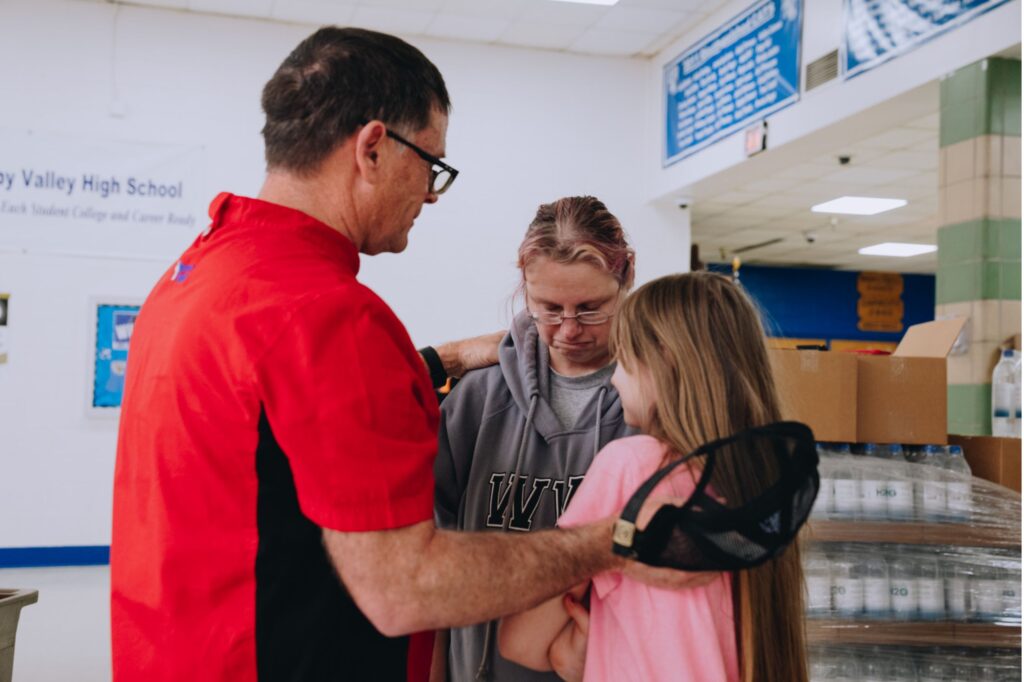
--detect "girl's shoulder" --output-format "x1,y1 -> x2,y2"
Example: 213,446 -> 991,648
593,434 -> 668,472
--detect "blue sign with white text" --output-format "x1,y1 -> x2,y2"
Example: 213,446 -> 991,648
93,304 -> 140,408
663,0 -> 802,166
844,0 -> 1011,79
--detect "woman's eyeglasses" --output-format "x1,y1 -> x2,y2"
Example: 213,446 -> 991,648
528,310 -> 613,326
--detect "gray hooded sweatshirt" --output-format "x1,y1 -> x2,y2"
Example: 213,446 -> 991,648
434,312 -> 633,682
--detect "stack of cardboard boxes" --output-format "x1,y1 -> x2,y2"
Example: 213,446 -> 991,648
770,317 -> 1021,492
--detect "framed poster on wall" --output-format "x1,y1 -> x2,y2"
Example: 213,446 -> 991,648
88,300 -> 141,415
844,0 -> 1011,79
663,0 -> 803,166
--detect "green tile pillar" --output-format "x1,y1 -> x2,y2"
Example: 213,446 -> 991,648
936,58 -> 1022,435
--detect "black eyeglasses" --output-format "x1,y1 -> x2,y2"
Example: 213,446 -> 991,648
384,129 -> 459,196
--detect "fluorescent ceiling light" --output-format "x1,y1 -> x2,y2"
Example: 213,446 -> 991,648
549,0 -> 619,5
858,242 -> 937,257
811,196 -> 908,215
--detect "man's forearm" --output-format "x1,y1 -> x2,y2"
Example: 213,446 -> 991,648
325,519 -> 619,636
418,524 -> 615,629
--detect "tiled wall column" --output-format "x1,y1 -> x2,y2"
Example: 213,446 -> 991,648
936,58 -> 1021,435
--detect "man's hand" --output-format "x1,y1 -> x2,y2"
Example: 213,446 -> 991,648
435,331 -> 503,378
617,496 -> 722,591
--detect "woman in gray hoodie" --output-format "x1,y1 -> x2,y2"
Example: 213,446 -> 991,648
433,196 -> 636,682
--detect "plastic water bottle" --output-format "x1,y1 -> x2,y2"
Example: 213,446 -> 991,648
917,651 -> 954,682
915,446 -> 947,522
830,444 -> 860,519
856,443 -> 889,520
972,564 -> 1004,622
999,564 -> 1020,622
804,547 -> 832,617
941,445 -> 972,522
917,556 -> 945,620
992,349 -> 1017,436
859,652 -> 886,682
1014,351 -> 1022,438
882,444 -> 914,521
811,443 -> 834,518
831,545 -> 864,618
884,656 -> 917,682
862,549 -> 890,618
832,653 -> 859,682
944,556 -> 971,621
889,547 -> 918,619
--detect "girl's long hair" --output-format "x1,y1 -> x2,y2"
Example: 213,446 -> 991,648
610,271 -> 807,682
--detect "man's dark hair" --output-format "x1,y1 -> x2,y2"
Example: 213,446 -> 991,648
261,27 -> 451,174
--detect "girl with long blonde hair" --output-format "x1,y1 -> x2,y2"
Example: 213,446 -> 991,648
499,271 -> 808,682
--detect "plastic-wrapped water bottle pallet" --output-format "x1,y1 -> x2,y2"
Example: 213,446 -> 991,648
805,619 -> 1020,648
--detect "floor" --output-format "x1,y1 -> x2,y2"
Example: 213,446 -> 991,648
0,566 -> 111,681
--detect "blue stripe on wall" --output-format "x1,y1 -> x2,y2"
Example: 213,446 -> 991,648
0,546 -> 110,568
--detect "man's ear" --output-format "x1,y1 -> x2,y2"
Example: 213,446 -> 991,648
354,121 -> 387,184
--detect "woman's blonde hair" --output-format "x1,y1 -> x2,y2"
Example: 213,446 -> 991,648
610,271 -> 808,682
517,196 -> 635,289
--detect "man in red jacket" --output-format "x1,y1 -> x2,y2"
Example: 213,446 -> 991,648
111,26 -> 697,682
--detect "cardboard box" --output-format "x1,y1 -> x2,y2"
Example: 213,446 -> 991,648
771,318 -> 967,445
948,435 -> 1022,493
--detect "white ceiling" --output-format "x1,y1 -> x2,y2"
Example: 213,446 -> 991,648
692,111 -> 943,274
115,0 -> 735,58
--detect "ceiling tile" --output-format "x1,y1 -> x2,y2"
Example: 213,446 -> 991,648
859,128 -> 935,150
498,20 -> 586,50
706,189 -> 762,205
779,182 -> 865,203
271,0 -> 356,25
739,177 -> 799,194
753,194 -> 815,210
595,5 -> 691,33
901,171 -> 938,187
691,201 -> 734,217
350,5 -> 436,34
874,150 -> 938,171
622,0 -> 712,11
362,0 -> 447,10
771,163 -> 839,181
569,27 -> 658,56
904,112 -> 940,131
440,0 -> 526,20
694,213 -> 757,230
819,166 -> 918,185
518,1 -> 609,27
190,0 -> 273,16
425,12 -> 509,42
722,204 -> 796,219
909,136 -> 939,153
129,0 -> 189,8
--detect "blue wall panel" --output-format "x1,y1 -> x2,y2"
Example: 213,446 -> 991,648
707,264 -> 935,342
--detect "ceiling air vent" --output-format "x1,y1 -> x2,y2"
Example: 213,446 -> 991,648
805,50 -> 839,92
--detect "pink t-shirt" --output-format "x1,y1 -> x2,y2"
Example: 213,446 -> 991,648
558,435 -> 739,682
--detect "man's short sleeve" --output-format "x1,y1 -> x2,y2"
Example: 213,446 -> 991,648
257,287 -> 439,532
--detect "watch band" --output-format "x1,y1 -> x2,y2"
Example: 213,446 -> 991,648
418,346 -> 448,389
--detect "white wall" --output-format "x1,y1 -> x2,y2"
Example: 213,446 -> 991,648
645,0 -> 1022,201
0,0 -> 691,549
